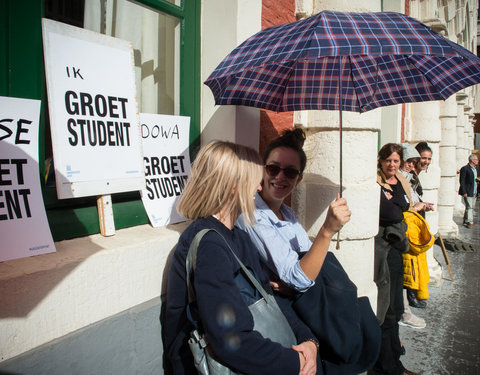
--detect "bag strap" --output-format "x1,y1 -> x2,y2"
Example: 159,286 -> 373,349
185,228 -> 271,305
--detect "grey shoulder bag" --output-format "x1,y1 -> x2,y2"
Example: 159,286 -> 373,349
186,228 -> 297,375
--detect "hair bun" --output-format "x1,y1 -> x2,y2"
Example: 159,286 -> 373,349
415,141 -> 432,154
281,128 -> 306,149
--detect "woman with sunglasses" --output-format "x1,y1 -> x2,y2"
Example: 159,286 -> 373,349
237,129 -> 386,374
237,128 -> 351,293
237,130 -> 387,374
164,140 -> 319,375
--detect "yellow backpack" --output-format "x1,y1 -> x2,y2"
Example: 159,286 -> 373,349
403,211 -> 435,254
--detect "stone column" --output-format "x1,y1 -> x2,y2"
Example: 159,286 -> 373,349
455,93 -> 468,213
438,95 -> 459,237
466,99 -> 475,151
408,101 -> 441,232
408,100 -> 443,285
292,0 -> 382,310
464,103 -> 473,154
468,114 -> 475,150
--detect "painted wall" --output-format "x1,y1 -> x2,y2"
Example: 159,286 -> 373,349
0,221 -> 187,369
201,0 -> 262,150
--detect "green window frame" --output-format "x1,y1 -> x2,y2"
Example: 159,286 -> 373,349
1,0 -> 200,240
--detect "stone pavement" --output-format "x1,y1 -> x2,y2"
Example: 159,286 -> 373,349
399,201 -> 480,375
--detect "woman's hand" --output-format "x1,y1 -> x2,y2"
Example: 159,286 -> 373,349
413,201 -> 429,212
293,341 -> 317,375
301,194 -> 351,281
321,194 -> 351,238
269,280 -> 296,297
424,202 -> 434,211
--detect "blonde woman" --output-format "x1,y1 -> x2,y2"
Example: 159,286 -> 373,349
163,141 -> 319,375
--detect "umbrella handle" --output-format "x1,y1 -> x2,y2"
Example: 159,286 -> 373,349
336,56 -> 345,251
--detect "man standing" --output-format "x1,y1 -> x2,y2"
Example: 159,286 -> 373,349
458,154 -> 479,228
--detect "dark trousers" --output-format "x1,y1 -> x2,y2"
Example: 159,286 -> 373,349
373,247 -> 405,375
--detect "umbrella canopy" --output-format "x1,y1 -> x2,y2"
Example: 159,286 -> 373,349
205,11 -> 480,113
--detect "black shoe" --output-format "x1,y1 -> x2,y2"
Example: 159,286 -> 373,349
403,369 -> 422,375
407,289 -> 427,309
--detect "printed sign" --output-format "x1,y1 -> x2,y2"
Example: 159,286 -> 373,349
0,96 -> 56,262
140,114 -> 191,227
42,18 -> 145,199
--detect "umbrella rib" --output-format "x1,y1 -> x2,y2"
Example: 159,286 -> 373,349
344,56 -> 371,112
404,55 -> 443,100
274,59 -> 301,112
359,61 -> 380,111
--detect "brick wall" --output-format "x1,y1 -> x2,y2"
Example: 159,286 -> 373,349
259,0 -> 296,157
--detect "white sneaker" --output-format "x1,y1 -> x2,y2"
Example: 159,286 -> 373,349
399,312 -> 426,329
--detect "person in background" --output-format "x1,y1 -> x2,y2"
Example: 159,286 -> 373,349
163,140 -> 319,375
398,144 -> 420,199
411,142 -> 433,201
397,144 -> 427,329
401,142 -> 435,309
373,143 -> 427,375
458,153 -> 479,228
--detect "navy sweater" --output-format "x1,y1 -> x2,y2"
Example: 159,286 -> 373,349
163,216 -> 313,374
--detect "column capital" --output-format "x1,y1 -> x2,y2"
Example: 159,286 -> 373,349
422,18 -> 448,36
456,92 -> 468,104
295,0 -> 313,20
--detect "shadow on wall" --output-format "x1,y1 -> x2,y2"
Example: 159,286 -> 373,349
0,141 -> 102,319
295,172 -> 342,233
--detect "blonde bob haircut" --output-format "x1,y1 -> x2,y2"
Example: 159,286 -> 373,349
178,140 -> 263,226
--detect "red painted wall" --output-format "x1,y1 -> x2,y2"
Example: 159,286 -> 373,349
259,0 -> 296,156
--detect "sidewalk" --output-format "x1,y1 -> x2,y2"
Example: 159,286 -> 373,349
399,202 -> 480,375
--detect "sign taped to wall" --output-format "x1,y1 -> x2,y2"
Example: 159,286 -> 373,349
0,96 -> 56,262
140,113 -> 191,227
42,18 -> 145,199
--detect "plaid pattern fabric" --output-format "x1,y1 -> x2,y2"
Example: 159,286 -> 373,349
205,11 -> 480,112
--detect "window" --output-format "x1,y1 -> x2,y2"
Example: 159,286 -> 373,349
1,0 -> 200,240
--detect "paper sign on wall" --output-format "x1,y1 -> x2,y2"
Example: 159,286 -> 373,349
0,96 -> 56,262
42,18 -> 145,199
140,114 -> 191,227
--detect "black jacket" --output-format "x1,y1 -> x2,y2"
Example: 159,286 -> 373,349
458,164 -> 476,197
162,216 -> 314,375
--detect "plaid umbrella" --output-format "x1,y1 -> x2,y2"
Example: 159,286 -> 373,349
205,11 -> 480,113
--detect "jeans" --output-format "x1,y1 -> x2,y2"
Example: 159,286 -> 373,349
463,196 -> 476,224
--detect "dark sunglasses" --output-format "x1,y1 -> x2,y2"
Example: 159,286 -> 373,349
264,164 -> 301,179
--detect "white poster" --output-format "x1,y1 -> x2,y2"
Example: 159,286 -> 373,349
140,114 -> 191,227
0,96 -> 56,262
42,19 -> 145,199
